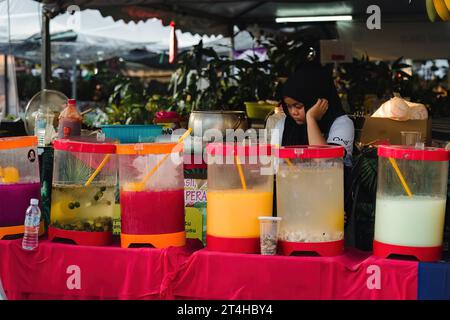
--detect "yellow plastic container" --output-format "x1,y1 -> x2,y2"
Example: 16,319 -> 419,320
245,102 -> 275,120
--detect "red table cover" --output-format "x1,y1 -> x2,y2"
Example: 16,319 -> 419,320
0,239 -> 418,300
164,249 -> 418,300
0,239 -> 201,300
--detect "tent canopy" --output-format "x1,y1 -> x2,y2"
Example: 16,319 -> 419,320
0,31 -> 153,67
0,0 -> 222,66
35,0 -> 428,36
32,0 -> 450,60
0,0 -> 218,47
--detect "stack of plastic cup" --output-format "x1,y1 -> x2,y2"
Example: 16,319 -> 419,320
258,217 -> 282,255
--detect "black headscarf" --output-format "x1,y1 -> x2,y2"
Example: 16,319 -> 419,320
281,64 -> 345,146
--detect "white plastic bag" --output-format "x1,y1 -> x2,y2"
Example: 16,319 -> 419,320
372,97 -> 428,121
372,97 -> 410,121
405,101 -> 428,120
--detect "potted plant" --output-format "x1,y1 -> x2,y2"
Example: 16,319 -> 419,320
171,41 -> 249,139
336,56 -> 413,115
232,55 -> 278,121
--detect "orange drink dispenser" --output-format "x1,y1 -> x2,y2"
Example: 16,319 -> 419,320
0,136 -> 42,239
49,138 -> 117,246
206,143 -> 273,253
275,145 -> 345,256
116,142 -> 186,248
374,145 -> 450,262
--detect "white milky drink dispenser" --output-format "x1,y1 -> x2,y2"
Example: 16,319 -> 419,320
373,145 -> 450,262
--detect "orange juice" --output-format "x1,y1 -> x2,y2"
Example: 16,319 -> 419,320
207,189 -> 273,238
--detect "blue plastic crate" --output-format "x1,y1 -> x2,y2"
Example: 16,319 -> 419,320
100,125 -> 163,144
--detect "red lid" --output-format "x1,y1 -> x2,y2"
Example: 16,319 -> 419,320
206,143 -> 272,157
378,145 -> 449,161
276,145 -> 344,159
53,138 -> 116,154
68,99 -> 76,105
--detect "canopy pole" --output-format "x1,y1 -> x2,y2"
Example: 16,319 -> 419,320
41,6 -> 51,91
4,55 -> 8,115
71,63 -> 77,100
5,0 -> 11,116
229,24 -> 235,60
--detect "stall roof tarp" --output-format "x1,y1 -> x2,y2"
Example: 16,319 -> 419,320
9,0 -> 447,61
35,0 -> 429,36
0,31 -> 151,67
0,0 -> 222,65
1,0 -> 219,46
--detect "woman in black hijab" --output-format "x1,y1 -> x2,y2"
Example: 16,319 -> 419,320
280,64 -> 345,144
271,64 -> 355,224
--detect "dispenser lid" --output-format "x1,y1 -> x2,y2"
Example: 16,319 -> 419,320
0,136 -> 37,150
206,143 -> 272,157
378,145 -> 450,161
275,145 -> 344,159
53,138 -> 116,154
116,142 -> 180,155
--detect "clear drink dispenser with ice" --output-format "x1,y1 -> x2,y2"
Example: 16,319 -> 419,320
116,142 -> 186,249
49,138 -> 117,246
275,145 -> 345,256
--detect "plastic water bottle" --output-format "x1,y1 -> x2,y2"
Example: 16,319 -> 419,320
22,198 -> 41,251
34,109 -> 47,147
34,107 -> 55,147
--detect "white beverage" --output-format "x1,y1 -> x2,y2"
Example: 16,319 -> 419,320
374,195 -> 446,247
277,164 -> 344,243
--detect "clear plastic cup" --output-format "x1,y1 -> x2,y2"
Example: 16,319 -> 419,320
258,216 -> 282,255
401,131 -> 421,146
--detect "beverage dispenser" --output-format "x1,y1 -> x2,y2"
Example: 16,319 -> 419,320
275,145 -> 345,256
374,145 -> 449,262
49,138 -> 117,246
206,143 -> 274,253
117,142 -> 186,248
0,136 -> 42,239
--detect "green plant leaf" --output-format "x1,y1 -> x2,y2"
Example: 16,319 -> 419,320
359,156 -> 378,194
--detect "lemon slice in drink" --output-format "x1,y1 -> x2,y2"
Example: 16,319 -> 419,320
51,194 -> 79,223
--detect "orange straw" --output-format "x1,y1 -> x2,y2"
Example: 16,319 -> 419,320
234,154 -> 247,190
136,128 -> 192,190
85,154 -> 111,187
285,158 -> 294,167
275,144 -> 294,167
388,157 -> 413,197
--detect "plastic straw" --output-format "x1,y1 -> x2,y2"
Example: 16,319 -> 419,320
285,159 -> 294,167
275,144 -> 294,167
234,154 -> 247,190
137,128 -> 192,190
388,157 -> 413,197
84,154 -> 111,187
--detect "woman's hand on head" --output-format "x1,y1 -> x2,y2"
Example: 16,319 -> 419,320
306,98 -> 328,121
